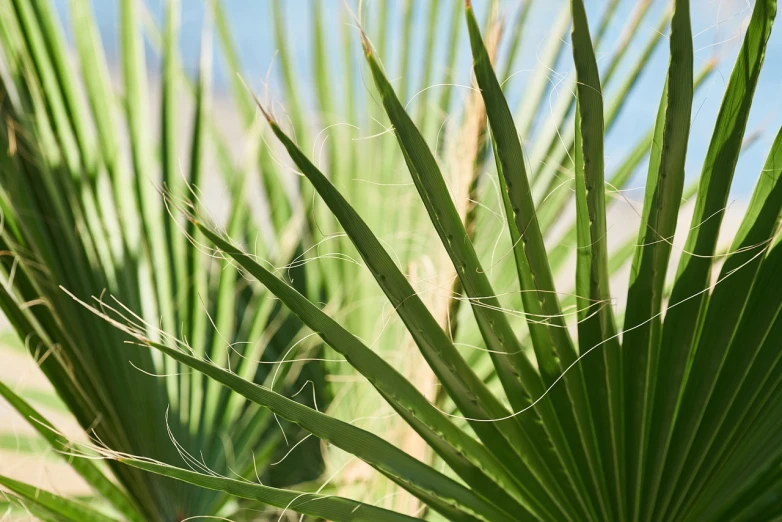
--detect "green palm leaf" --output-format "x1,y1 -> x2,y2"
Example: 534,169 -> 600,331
2,1 -> 781,521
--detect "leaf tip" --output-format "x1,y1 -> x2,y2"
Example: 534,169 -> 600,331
359,30 -> 372,57
236,73 -> 275,124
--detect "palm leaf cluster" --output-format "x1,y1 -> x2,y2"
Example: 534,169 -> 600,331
0,0 -> 328,519
1,0 -> 781,521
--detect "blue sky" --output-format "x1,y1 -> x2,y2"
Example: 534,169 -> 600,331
53,0 -> 782,197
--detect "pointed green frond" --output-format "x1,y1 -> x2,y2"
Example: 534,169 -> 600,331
654,0 -> 777,517
0,475 -> 120,522
618,1 -> 694,520
133,337 -> 518,522
193,222 -> 537,519
0,382 -> 144,522
118,458 -> 421,522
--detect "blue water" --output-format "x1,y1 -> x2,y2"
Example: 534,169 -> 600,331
52,0 -> 782,197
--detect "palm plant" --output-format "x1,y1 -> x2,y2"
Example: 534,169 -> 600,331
1,0 -> 781,520
0,0 -> 329,519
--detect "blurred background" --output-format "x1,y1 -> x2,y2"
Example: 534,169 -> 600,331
48,0 -> 782,196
